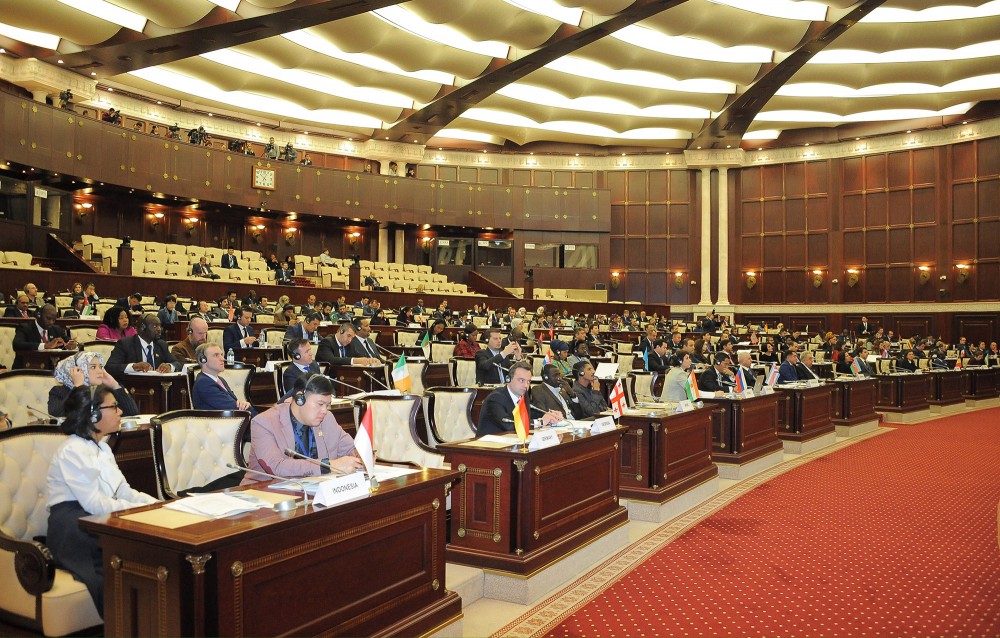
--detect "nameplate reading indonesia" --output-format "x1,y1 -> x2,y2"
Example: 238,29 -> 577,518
314,472 -> 370,507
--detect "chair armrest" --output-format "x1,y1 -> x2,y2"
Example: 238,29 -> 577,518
0,533 -> 56,595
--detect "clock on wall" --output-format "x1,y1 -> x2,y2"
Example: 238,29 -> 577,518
252,166 -> 276,191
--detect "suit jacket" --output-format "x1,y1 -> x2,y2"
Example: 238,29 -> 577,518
220,253 -> 240,269
475,348 -> 513,385
275,268 -> 295,284
571,381 -> 608,418
646,351 -> 669,373
191,372 -> 249,412
661,367 -> 688,402
283,323 -> 316,343
857,322 -> 872,336
282,362 -> 321,397
223,323 -> 257,353
241,403 -> 355,484
777,361 -> 800,383
316,335 -> 355,366
477,386 -> 517,436
637,337 -> 654,353
700,318 -> 717,333
697,367 -> 734,394
736,365 -> 757,387
12,321 -> 70,368
529,383 -> 574,419
3,306 -> 33,318
105,335 -> 180,380
348,337 -> 382,363
192,262 -> 217,277
170,338 -> 199,364
795,362 -> 820,380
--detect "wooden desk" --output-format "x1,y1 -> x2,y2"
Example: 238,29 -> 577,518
830,378 -> 878,427
618,407 -> 718,504
106,425 -> 159,498
963,367 -> 999,401
439,428 -> 627,575
120,372 -> 189,414
701,394 -> 782,465
231,347 -> 284,367
875,373 -> 932,414
20,348 -> 78,370
928,369 -> 968,408
326,364 -> 389,394
774,384 -> 836,444
80,470 -> 461,637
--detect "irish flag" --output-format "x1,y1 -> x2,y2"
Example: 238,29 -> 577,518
391,353 -> 411,392
355,402 -> 375,476
685,370 -> 699,401
512,394 -> 530,442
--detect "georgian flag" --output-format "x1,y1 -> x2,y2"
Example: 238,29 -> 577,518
609,379 -> 627,418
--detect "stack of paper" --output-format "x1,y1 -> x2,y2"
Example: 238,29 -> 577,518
163,493 -> 271,518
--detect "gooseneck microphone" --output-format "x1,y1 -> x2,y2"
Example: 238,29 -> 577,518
283,448 -> 339,474
363,371 -> 390,391
327,376 -> 367,394
27,405 -> 57,421
226,462 -> 309,509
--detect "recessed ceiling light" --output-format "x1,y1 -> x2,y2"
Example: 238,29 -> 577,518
91,72 -> 96,76
107,88 -> 113,92
208,113 -> 213,117
805,143 -> 810,146
906,130 -> 912,133
961,121 -> 968,125
57,59 -> 63,64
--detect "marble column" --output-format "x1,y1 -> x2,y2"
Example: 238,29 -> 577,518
717,167 -> 730,306
698,167 -> 713,306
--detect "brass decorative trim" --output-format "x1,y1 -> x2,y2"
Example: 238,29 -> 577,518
512,460 -> 526,474
432,498 -> 440,510
186,553 -> 212,575
494,467 -> 504,477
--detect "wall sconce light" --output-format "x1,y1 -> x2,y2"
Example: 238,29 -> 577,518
348,231 -> 361,251
284,227 -> 296,245
251,224 -> 265,244
76,202 -> 92,221
421,236 -> 433,253
846,268 -> 859,288
956,264 -> 970,284
811,269 -> 824,288
673,272 -> 684,289
918,265 -> 931,285
150,212 -> 164,228
610,271 -> 621,290
184,218 -> 195,237
745,271 -> 757,290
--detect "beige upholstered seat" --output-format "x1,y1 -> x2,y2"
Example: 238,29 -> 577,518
81,341 -> 114,362
353,395 -> 444,469
451,357 -> 477,387
396,331 -> 419,347
207,328 -> 225,348
68,326 -> 97,343
0,371 -> 58,425
423,387 -> 476,446
429,341 -> 455,363
628,371 -> 657,405
617,353 -> 636,376
0,426 -> 103,636
150,410 -> 251,499
0,326 -> 15,369
403,360 -> 426,395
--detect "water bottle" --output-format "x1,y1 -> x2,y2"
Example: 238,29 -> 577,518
226,348 -> 235,365
312,330 -> 320,345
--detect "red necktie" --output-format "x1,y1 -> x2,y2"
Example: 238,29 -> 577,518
21,311 -> 27,318
41,329 -> 48,343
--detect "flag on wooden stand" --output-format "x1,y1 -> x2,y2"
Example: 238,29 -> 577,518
512,394 -> 530,442
609,379 -> 627,418
391,354 -> 411,392
355,402 -> 375,476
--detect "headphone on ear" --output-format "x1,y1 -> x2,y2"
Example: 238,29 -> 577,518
293,373 -> 325,406
292,348 -> 301,360
89,385 -> 101,424
187,326 -> 193,335
197,347 -> 209,364
294,390 -> 307,405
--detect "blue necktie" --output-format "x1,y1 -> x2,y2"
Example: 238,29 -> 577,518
145,344 -> 154,365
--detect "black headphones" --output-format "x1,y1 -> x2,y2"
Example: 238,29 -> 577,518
292,348 -> 301,360
187,326 -> 193,335
89,385 -> 101,424
293,373 -> 326,406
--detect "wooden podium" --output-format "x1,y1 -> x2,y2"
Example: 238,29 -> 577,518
81,470 -> 461,637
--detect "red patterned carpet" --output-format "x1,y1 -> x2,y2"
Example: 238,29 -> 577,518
496,409 -> 1000,638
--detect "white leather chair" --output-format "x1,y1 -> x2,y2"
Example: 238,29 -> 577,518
429,341 -> 455,364
0,426 -> 103,635
617,353 -> 636,376
353,395 -> 445,469
396,331 -> 420,347
0,325 -> 15,369
451,357 -> 477,387
403,360 -> 426,395
0,371 -> 58,426
423,387 -> 477,446
150,410 -> 251,499
68,326 -> 97,343
81,341 -> 114,362
628,371 -> 657,406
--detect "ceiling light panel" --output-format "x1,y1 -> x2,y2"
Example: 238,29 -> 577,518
57,0 -> 146,32
0,21 -> 60,48
612,25 -> 773,64
373,5 -> 510,58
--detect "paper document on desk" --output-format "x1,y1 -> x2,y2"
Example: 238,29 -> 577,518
372,465 -> 421,481
595,362 -> 619,379
164,493 -> 270,518
268,476 -> 332,495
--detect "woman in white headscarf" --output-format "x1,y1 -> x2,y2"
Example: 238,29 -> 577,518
48,352 -> 139,418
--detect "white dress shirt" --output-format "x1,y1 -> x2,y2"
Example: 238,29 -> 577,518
47,435 -> 157,514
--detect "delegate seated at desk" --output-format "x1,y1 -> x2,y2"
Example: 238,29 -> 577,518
478,362 -> 559,436
529,363 -> 577,420
570,361 -> 609,418
48,352 -> 139,418
897,350 -> 919,372
105,314 -> 180,380
697,352 -> 736,396
191,343 -> 256,415
222,308 -> 259,353
241,374 -> 364,484
316,322 -> 379,366
661,353 -> 692,402
777,351 -> 800,383
282,339 -> 321,401
11,304 -> 76,368
475,328 -> 521,385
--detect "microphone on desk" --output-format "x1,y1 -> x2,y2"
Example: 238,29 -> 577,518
225,462 -> 309,510
370,341 -> 397,358
27,405 -> 57,421
363,371 -> 390,391
327,376 -> 367,395
283,448 -> 339,474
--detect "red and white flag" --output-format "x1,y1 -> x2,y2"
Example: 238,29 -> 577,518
609,379 -> 627,418
355,401 -> 375,475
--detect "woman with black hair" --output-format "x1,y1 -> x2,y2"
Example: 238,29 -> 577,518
46,385 -> 158,615
420,319 -> 448,343
758,341 -> 779,364
396,306 -> 414,326
95,306 -> 136,341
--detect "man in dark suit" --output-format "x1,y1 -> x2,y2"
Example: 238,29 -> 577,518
4,294 -> 33,318
529,364 -> 576,420
363,273 -> 381,289
478,362 -> 558,436
223,308 -> 259,353
795,351 -> 822,380
284,312 -> 322,343
777,350 -> 800,383
316,322 -> 379,366
275,261 -> 295,286
636,325 -> 657,354
192,256 -> 220,280
220,247 -> 240,269
12,304 -> 75,368
697,352 -> 736,396
851,347 -> 874,376
191,343 -> 255,414
282,339 -> 322,399
857,316 -> 872,338
475,328 -> 521,385
106,314 -> 180,380
349,318 -> 384,363
700,311 -> 717,333
736,351 -> 757,386
646,339 -> 670,373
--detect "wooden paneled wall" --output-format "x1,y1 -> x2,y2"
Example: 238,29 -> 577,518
732,137 -> 1000,304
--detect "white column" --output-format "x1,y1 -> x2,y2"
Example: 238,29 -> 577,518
394,229 -> 405,264
377,227 -> 389,262
698,168 -> 713,306
31,90 -> 48,103
717,167 -> 731,306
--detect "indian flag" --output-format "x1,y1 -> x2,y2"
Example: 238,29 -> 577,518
391,353 -> 411,392
685,369 -> 699,401
512,394 -> 530,442
355,401 -> 375,476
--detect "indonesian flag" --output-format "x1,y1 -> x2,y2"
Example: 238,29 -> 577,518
766,363 -> 780,386
735,367 -> 748,393
850,357 -> 864,376
391,353 -> 411,392
609,379 -> 627,418
685,370 -> 699,401
750,332 -> 759,345
512,394 -> 530,442
355,402 -> 375,475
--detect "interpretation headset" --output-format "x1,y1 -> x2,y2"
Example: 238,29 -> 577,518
292,349 -> 301,361
89,385 -> 101,424
293,373 -> 328,406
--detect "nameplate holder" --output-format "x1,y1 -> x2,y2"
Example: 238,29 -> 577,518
590,416 -> 617,434
759,386 -> 774,395
742,389 -> 755,398
313,472 -> 370,507
676,400 -> 694,413
528,430 -> 560,450
806,379 -> 820,387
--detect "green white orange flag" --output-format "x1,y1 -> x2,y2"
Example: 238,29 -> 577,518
391,353 -> 411,392
512,394 -> 530,442
685,369 -> 699,401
